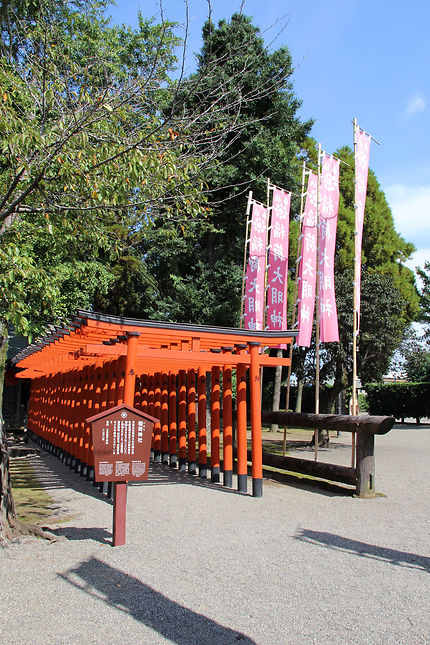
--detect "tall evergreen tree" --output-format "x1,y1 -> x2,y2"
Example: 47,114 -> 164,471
141,13 -> 312,326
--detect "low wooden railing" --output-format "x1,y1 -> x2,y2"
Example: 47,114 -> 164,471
259,411 -> 395,497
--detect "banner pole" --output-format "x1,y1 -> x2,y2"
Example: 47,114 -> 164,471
240,191 -> 253,328
351,117 -> 359,467
283,161 -> 306,455
314,143 -> 322,460
262,178 -> 272,407
352,118 -> 359,418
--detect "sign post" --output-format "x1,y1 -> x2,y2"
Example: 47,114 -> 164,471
86,403 -> 157,545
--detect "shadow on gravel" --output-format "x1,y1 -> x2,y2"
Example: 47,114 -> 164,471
32,441 -> 350,506
131,462 -> 249,497
59,557 -> 255,644
295,529 -> 430,573
260,468 -> 354,498
51,527 -> 112,544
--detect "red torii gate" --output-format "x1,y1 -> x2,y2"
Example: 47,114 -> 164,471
13,310 -> 296,497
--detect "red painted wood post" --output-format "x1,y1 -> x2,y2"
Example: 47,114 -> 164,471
69,370 -> 79,471
72,369 -> 83,471
108,359 -> 117,408
153,372 -> 162,462
197,367 -> 207,478
211,364 -> 221,483
27,380 -> 35,437
169,372 -> 178,468
59,372 -> 67,459
80,366 -> 89,467
249,342 -> 263,497
44,375 -> 52,452
148,374 -> 158,460
187,369 -> 197,474
52,374 -> 59,453
64,370 -> 74,465
178,370 -> 187,472
42,377 -> 50,449
222,349 -> 234,488
134,376 -> 142,410
40,376 -> 48,449
91,361 -> 104,487
123,332 -> 139,406
116,355 -> 126,405
47,374 -> 55,453
235,344 -> 248,493
113,332 -> 139,547
57,373 -> 66,459
100,362 -> 109,412
84,365 -> 96,479
141,374 -> 148,414
65,369 -> 77,467
160,371 -> 169,464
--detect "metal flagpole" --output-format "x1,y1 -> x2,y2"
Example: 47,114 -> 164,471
314,143 -> 322,460
283,160 -> 307,456
240,191 -> 253,328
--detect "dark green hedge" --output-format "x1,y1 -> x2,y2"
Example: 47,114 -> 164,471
365,382 -> 430,421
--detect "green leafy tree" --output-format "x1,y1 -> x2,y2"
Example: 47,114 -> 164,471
1,1 -> 287,541
417,261 -> 430,330
404,349 -> 430,383
396,264 -> 430,383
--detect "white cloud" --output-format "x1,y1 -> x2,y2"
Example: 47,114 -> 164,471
405,92 -> 426,117
385,184 -> 430,250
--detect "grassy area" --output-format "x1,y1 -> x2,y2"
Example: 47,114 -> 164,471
9,458 -> 58,525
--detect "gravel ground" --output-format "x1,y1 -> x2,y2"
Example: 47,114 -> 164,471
1,425 -> 429,645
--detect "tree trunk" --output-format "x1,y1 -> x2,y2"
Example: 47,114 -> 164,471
0,322 -> 18,543
270,350 -> 283,432
295,379 -> 304,413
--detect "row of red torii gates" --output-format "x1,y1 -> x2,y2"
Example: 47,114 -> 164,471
13,310 -> 297,497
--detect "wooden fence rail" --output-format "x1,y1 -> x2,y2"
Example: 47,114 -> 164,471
260,411 -> 396,497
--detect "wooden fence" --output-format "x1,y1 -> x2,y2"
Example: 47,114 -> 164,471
259,411 -> 395,497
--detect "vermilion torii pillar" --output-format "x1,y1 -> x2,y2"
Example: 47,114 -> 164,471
222,348 -> 234,488
177,370 -> 187,472
16,310 -> 296,505
187,369 -> 197,475
248,342 -> 263,498
235,344 -> 248,493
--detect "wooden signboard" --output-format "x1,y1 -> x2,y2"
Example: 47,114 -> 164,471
86,404 -> 157,483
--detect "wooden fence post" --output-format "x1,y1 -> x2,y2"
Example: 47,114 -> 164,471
356,428 -> 376,498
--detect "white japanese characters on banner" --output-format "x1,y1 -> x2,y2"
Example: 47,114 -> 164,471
354,128 -> 371,332
244,202 -> 268,330
266,187 -> 291,347
297,172 -> 318,347
318,154 -> 340,342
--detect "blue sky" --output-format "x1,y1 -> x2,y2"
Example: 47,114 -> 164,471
108,0 -> 430,275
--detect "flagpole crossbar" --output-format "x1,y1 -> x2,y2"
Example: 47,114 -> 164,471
351,119 -> 380,145
321,150 -> 351,167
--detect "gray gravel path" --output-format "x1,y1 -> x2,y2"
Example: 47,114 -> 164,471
1,425 -> 429,645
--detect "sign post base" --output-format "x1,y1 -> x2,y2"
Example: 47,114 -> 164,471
113,482 -> 127,546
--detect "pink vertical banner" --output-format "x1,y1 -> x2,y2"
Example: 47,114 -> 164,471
296,172 -> 318,347
266,187 -> 291,346
244,202 -> 267,330
319,154 -> 340,342
354,128 -> 371,332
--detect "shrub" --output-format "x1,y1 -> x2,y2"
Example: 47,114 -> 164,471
365,382 -> 430,422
